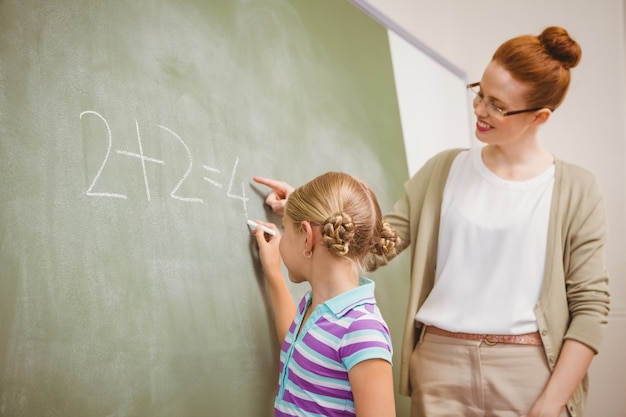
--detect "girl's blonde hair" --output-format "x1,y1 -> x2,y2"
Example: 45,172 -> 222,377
285,172 -> 399,271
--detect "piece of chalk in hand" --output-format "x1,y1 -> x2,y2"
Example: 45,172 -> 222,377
247,219 -> 276,236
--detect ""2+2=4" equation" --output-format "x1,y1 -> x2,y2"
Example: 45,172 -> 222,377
79,110 -> 251,216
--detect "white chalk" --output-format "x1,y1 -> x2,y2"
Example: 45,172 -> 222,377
247,219 -> 276,236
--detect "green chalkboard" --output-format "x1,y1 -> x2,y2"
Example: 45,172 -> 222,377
0,0 -> 410,415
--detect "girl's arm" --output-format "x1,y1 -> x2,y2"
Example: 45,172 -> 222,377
252,222 -> 296,343
349,359 -> 396,417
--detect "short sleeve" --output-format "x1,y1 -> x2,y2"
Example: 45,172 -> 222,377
338,315 -> 393,371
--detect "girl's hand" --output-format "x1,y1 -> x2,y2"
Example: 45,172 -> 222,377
253,176 -> 294,216
251,220 -> 282,279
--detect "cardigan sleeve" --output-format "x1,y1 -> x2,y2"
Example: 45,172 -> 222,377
561,166 -> 611,353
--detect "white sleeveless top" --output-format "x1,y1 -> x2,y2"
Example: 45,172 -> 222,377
415,147 -> 555,334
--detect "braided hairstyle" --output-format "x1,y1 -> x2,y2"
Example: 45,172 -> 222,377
284,172 -> 399,271
492,26 -> 582,111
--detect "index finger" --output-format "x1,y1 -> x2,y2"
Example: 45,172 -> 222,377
253,176 -> 285,191
253,176 -> 294,197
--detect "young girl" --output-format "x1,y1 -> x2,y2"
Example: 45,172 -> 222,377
250,171 -> 399,417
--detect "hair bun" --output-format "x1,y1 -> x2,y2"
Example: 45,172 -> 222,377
539,26 -> 581,70
321,212 -> 355,256
371,221 -> 400,257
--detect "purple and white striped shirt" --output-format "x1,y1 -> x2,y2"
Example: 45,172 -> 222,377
274,277 -> 393,417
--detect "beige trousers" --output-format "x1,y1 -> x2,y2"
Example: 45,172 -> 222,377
409,331 -> 569,417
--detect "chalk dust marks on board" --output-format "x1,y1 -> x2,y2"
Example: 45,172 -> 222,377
155,0 -> 357,191
235,2 -> 394,205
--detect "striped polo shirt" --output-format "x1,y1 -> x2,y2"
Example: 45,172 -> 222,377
274,277 -> 393,417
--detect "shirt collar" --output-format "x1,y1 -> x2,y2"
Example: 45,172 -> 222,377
324,277 -> 377,318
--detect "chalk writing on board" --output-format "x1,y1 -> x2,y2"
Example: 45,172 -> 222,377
79,110 -> 249,214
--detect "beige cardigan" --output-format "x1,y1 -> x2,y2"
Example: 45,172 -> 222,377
371,149 -> 610,417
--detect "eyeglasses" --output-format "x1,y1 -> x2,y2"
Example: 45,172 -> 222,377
467,82 -> 549,117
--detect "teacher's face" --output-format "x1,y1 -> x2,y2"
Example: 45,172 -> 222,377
472,61 -> 538,146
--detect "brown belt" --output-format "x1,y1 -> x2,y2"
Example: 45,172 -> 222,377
424,326 -> 543,346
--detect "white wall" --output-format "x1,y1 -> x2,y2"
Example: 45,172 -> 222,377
363,1 -> 626,416
386,29 -> 472,175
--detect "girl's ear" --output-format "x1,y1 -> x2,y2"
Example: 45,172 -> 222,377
300,221 -> 317,251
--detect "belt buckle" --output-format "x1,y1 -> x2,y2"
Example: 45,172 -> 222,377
482,334 -> 497,346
